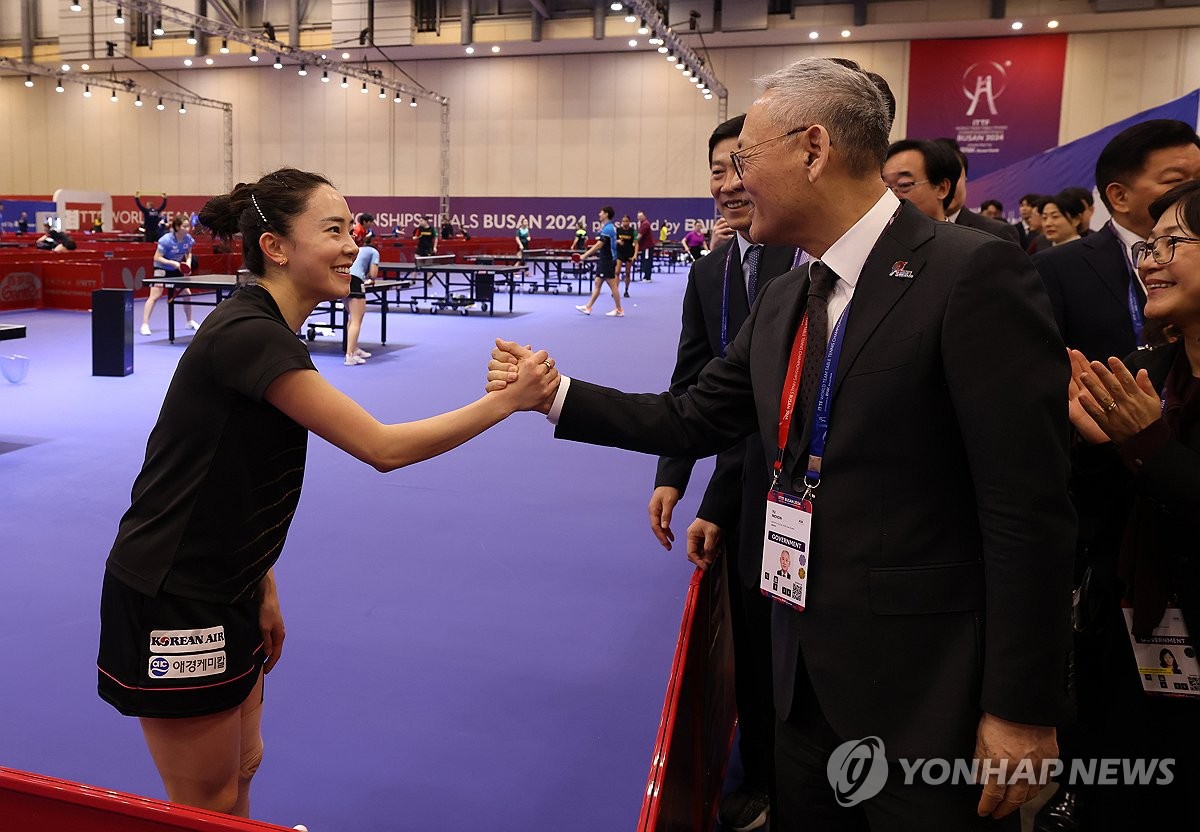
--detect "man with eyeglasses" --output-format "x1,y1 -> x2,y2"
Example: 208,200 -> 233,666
880,139 -> 961,222
487,57 -> 1073,831
649,113 -> 802,832
1034,120 -> 1200,363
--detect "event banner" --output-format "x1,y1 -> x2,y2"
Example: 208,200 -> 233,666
907,34 -> 1067,178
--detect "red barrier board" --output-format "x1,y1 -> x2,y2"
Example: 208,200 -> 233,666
0,263 -> 43,311
0,766 -> 296,831
637,564 -> 737,832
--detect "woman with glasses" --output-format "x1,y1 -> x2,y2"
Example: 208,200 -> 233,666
1065,178 -> 1200,827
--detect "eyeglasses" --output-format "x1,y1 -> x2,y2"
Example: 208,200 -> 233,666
730,125 -> 811,180
1131,234 -> 1200,266
882,178 -> 929,196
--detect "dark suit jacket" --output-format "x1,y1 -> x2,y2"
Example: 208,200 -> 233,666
556,202 -> 1074,760
1033,224 -> 1145,362
956,207 -> 1022,245
654,239 -> 798,586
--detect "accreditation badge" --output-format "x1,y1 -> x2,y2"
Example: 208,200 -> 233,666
761,489 -> 812,611
1123,605 -> 1200,699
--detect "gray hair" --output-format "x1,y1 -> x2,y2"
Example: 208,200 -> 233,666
754,58 -> 891,178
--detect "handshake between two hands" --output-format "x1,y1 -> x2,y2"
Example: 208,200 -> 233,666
486,338 -> 561,414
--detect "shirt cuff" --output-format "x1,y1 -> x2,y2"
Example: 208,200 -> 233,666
1117,418 -> 1171,472
547,376 -> 572,425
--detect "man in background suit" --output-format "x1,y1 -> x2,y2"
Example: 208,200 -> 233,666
1034,120 -> 1200,362
882,139 -> 961,222
936,138 -> 1022,245
490,58 -> 1073,830
649,113 -> 800,832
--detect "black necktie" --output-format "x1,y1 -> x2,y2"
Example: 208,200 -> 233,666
744,244 -> 763,305
799,261 -> 839,445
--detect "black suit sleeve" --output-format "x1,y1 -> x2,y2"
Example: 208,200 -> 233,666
557,303 -> 760,459
653,263 -> 708,495
943,238 -> 1075,725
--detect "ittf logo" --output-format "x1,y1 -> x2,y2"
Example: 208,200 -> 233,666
149,656 -> 170,678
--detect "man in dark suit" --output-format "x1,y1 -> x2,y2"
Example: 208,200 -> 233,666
649,113 -> 801,832
490,58 -> 1073,830
937,138 -> 1022,245
1033,120 -> 1200,362
881,139 -> 961,222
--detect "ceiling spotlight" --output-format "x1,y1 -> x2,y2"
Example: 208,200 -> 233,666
153,19 -> 164,36
394,93 -> 402,103
657,45 -> 668,54
55,78 -> 64,92
298,64 -> 307,76
361,82 -> 368,94
675,61 -> 685,70
341,76 -> 348,88
809,31 -> 819,40
83,85 -> 92,97
156,98 -> 165,110
649,36 -> 662,45
183,58 -> 192,66
1048,20 -> 1060,29
465,46 -> 475,54
186,30 -> 197,45
114,5 -> 124,24
250,48 -> 259,62
638,19 -> 649,35
1011,21 -> 1023,30
666,52 -> 675,61
610,2 -> 622,10
220,38 -> 230,53
379,87 -> 386,99
61,63 -> 70,71
841,29 -> 851,38
134,94 -> 142,106
341,51 -> 350,59
110,91 -> 118,102
628,39 -> 637,47
273,55 -> 283,69
179,104 -> 187,114
70,1 -> 81,10
491,45 -> 500,53
24,75 -> 33,88
703,92 -> 713,100
321,70 -> 329,82
204,57 -> 214,65
683,68 -> 692,77
625,13 -> 637,23
410,97 -> 417,107
81,63 -> 89,70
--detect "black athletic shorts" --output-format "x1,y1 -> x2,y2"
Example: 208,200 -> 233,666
348,275 -> 366,299
598,258 -> 616,280
97,571 -> 265,718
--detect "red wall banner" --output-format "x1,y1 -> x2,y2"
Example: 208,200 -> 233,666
907,34 -> 1068,178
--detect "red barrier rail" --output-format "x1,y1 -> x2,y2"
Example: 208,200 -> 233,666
637,564 -> 737,832
0,766 -> 296,831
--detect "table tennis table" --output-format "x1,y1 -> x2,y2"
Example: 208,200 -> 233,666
142,274 -> 414,350
376,261 -> 524,315
464,253 -> 594,294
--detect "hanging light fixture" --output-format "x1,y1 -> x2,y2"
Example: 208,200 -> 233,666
186,30 -> 197,45
638,19 -> 649,35
394,92 -> 402,103
341,76 -> 349,88
24,75 -> 33,88
134,94 -> 142,106
321,69 -> 330,83
153,19 -> 164,37
297,64 -> 308,76
273,55 -> 283,69
410,97 -> 417,107
114,5 -> 124,24
83,84 -> 92,97
55,78 -> 65,92
157,98 -> 165,110
378,87 -> 386,99
110,90 -> 119,102
179,103 -> 187,114
249,48 -> 259,62
70,1 -> 81,10
220,39 -> 230,54
361,82 -> 368,94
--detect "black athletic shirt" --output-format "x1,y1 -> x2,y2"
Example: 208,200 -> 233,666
106,285 -> 317,604
615,225 -> 636,260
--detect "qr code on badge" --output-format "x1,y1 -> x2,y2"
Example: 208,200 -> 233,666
1188,675 -> 1200,692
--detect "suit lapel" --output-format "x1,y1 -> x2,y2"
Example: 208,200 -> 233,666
831,203 -> 931,399
1082,226 -> 1134,309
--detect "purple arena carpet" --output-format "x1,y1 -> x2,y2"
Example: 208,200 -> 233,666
0,264 -> 719,831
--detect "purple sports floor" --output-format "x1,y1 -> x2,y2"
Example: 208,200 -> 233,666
0,265 -> 718,831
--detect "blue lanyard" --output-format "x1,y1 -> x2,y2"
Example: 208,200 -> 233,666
805,302 -> 853,489
1110,221 -> 1146,346
719,244 -> 804,354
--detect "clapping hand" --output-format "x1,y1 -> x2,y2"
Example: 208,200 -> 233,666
486,339 -> 559,414
1069,349 -> 1162,444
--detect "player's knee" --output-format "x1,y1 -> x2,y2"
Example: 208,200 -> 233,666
239,738 -> 264,783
